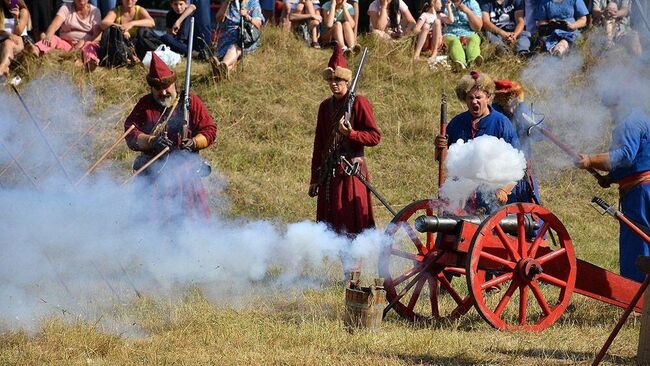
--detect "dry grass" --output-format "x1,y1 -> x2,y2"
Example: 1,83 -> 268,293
0,27 -> 642,365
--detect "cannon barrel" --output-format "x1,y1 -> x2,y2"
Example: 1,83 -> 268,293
414,214 -> 538,236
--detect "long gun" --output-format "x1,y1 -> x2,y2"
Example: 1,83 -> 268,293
317,47 -> 369,187
437,94 -> 447,190
182,17 -> 195,142
522,111 -> 610,188
591,196 -> 650,366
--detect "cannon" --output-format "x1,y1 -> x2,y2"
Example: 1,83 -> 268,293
379,199 -> 644,331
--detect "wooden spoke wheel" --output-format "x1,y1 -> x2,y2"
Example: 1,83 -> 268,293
379,199 -> 474,322
466,203 -> 577,331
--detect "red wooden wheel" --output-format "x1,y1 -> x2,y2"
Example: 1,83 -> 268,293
466,203 -> 577,331
379,199 -> 474,322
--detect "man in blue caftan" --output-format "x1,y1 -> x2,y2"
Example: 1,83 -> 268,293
435,71 -> 525,214
492,79 -> 542,205
577,107 -> 650,282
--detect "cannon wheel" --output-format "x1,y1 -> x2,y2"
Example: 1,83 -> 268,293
466,203 -> 577,331
379,199 -> 474,322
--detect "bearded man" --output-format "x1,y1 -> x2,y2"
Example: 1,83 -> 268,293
124,53 -> 217,220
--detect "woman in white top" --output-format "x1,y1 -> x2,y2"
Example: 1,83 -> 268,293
367,0 -> 415,39
0,0 -> 29,79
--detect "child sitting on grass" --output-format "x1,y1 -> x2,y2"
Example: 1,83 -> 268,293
159,0 -> 196,55
412,0 -> 453,66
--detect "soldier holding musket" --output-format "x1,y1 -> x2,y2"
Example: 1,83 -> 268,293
309,44 -> 381,271
124,53 -> 217,220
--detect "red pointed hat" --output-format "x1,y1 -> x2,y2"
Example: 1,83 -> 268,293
322,43 -> 352,82
494,79 -> 524,100
146,52 -> 177,89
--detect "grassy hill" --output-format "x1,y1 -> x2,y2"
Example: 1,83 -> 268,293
0,26 -> 641,365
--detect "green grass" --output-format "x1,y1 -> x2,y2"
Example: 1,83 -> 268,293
0,27 -> 643,365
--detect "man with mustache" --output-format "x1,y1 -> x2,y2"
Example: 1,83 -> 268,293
434,71 -> 522,213
124,53 -> 217,220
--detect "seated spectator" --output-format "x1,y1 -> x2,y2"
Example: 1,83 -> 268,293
30,0 -> 102,71
0,0 -> 29,79
367,0 -> 416,39
100,0 -> 155,41
413,0 -> 453,65
443,0 -> 483,71
320,0 -> 359,54
592,0 -> 641,55
211,0 -> 264,79
159,0 -> 196,55
282,0 -> 322,48
349,0 -> 359,34
481,0 -> 531,56
535,0 -> 588,56
25,0 -> 53,39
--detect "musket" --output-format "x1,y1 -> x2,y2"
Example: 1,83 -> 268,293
317,47 -> 369,188
10,83 -> 73,185
182,17 -> 195,142
522,111 -> 609,188
437,94 -> 448,190
341,156 -> 396,216
76,125 -> 136,186
591,196 -> 650,366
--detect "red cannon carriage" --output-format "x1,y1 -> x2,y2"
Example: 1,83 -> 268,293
379,199 -> 644,331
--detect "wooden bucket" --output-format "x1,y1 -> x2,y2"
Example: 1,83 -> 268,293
344,277 -> 386,330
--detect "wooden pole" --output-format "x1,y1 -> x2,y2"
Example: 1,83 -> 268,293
121,147 -> 170,186
76,125 -> 135,186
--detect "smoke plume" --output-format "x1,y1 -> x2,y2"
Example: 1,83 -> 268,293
440,135 -> 526,210
0,76 -> 389,333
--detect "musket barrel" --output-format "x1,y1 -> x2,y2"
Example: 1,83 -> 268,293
415,214 -> 538,236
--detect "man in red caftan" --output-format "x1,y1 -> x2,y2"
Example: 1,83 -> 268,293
309,44 -> 381,241
124,53 -> 217,220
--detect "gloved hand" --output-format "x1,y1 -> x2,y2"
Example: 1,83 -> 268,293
181,137 -> 196,151
434,134 -> 448,162
152,134 -> 173,152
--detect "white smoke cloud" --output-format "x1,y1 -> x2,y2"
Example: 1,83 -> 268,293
440,135 -> 526,210
0,76 -> 390,333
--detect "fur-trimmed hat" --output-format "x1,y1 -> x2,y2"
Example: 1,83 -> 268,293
455,71 -> 495,101
494,79 -> 524,101
146,53 -> 177,89
322,43 -> 352,82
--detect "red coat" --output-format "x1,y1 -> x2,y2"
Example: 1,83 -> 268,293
124,92 -> 217,220
310,94 -> 381,235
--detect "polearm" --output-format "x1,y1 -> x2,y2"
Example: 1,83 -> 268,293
0,119 -> 52,179
591,196 -> 650,366
121,147 -> 170,186
0,139 -> 38,189
341,156 -> 397,216
522,113 -> 609,187
10,84 -> 73,184
76,125 -> 136,186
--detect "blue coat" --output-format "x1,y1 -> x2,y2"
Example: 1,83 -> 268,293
609,108 -> 650,282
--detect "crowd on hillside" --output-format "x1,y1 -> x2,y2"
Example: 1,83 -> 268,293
1,0 -> 648,79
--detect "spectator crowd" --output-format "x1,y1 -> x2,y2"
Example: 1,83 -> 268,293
0,0 -> 648,79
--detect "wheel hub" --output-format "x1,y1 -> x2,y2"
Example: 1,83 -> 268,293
516,258 -> 543,281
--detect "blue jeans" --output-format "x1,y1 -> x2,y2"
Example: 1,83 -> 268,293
159,33 -> 189,55
191,0 -> 213,50
486,30 -> 531,54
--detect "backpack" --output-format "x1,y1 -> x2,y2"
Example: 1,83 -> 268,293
98,25 -> 135,68
133,28 -> 164,61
